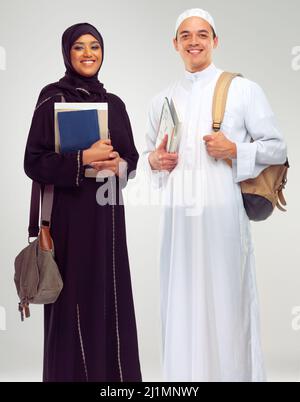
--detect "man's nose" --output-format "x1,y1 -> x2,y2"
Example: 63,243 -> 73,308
190,34 -> 200,46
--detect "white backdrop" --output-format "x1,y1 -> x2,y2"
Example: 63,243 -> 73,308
0,0 -> 299,382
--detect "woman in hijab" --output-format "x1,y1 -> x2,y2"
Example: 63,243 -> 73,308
24,23 -> 141,382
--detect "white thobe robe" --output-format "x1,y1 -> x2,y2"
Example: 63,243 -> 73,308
141,63 -> 287,382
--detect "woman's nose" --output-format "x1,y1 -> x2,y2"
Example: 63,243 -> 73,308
83,47 -> 92,57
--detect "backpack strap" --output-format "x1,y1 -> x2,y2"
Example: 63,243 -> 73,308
212,72 -> 242,167
212,72 -> 243,132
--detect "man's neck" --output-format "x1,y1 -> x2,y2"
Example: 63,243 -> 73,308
186,61 -> 213,73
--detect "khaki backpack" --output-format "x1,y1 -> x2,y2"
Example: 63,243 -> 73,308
212,72 -> 289,221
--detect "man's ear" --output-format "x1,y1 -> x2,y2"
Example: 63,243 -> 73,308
173,37 -> 179,51
213,36 -> 219,49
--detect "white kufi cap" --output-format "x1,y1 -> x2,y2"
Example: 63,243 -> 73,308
175,8 -> 217,37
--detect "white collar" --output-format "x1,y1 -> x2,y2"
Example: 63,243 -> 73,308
184,63 -> 218,84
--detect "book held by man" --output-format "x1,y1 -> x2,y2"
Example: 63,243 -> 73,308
156,97 -> 181,153
54,102 -> 108,177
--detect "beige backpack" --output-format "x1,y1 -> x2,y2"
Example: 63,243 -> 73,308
212,72 -> 289,221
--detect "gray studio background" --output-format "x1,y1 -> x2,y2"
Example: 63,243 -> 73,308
0,0 -> 299,381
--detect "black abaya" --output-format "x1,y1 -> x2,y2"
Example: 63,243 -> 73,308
24,87 -> 141,382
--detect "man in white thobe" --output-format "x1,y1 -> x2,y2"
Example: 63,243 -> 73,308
141,8 -> 287,382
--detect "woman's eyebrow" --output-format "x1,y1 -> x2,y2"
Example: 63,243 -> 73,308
73,41 -> 100,45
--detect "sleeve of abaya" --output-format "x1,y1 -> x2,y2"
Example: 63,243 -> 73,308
117,102 -> 139,180
24,96 -> 85,187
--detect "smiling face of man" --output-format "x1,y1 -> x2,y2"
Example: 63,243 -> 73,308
70,34 -> 102,77
173,16 -> 218,73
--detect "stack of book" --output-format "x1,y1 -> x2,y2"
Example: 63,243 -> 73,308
156,97 -> 181,153
54,102 -> 108,177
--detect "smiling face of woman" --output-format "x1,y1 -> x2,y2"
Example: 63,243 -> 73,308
70,34 -> 102,77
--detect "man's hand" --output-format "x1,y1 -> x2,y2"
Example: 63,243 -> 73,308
149,135 -> 178,172
203,131 -> 237,160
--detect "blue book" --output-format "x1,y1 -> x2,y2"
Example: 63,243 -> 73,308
57,109 -> 100,153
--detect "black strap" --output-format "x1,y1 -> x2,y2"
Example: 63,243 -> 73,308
28,181 -> 41,238
28,182 -> 55,239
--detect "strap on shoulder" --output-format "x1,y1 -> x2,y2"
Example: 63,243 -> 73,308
212,72 -> 242,168
212,72 -> 243,132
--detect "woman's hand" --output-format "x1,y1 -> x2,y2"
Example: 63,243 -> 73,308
90,139 -> 112,150
90,151 -> 123,176
82,139 -> 114,165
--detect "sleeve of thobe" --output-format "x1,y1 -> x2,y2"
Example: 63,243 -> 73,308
140,98 -> 168,189
232,81 -> 287,183
24,96 -> 85,187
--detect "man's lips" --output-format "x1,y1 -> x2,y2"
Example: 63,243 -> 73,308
187,49 -> 203,55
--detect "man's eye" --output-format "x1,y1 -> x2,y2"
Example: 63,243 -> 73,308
200,35 -> 208,39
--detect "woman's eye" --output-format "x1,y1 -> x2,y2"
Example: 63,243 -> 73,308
73,45 -> 100,51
